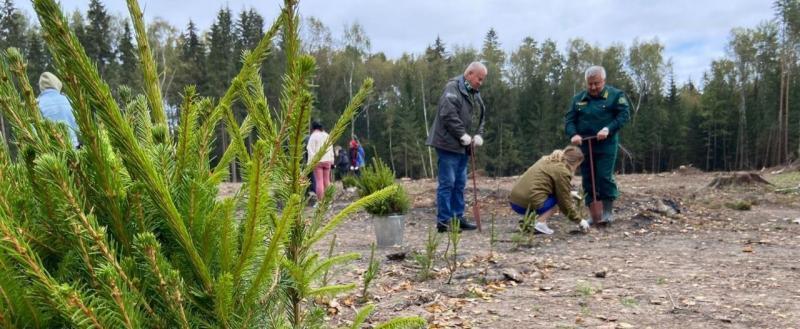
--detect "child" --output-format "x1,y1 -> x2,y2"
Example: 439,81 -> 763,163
509,145 -> 589,235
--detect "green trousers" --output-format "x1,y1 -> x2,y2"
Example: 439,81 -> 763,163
580,149 -> 619,205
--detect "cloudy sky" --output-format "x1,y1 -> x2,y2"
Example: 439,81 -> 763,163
20,0 -> 773,85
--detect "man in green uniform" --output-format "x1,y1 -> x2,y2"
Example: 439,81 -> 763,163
564,66 -> 630,224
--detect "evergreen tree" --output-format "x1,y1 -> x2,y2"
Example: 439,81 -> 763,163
117,20 -> 140,91
207,7 -> 235,98
423,36 -> 449,108
174,20 -> 207,100
480,28 -> 520,175
0,1 -> 430,328
84,0 -> 114,77
0,0 -> 27,50
235,9 -> 264,60
24,26 -> 49,86
69,10 -> 86,47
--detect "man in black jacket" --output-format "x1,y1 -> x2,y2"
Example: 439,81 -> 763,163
426,62 -> 487,232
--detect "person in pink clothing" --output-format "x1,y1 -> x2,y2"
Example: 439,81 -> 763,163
307,121 -> 334,200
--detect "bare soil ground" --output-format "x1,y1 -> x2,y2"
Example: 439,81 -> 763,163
233,169 -> 800,329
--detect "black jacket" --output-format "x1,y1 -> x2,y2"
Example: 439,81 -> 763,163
426,75 -> 486,154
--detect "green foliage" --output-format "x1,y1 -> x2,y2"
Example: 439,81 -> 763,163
356,158 -> 410,216
373,317 -> 427,329
413,225 -> 440,281
321,233 -> 337,286
360,243 -> 380,302
725,200 -> 752,211
575,281 -> 601,297
444,218 -> 461,285
518,209 -> 537,233
620,297 -> 639,308
0,0 -> 408,328
2,0 -> 799,177
341,174 -> 359,188
769,170 -> 800,189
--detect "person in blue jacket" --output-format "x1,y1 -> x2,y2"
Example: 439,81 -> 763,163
349,138 -> 365,176
37,72 -> 79,148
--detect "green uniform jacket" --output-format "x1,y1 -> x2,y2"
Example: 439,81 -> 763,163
564,85 -> 630,154
509,158 -> 580,223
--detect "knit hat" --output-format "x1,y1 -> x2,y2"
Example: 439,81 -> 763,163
39,72 -> 63,92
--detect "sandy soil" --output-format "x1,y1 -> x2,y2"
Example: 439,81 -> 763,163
311,170 -> 800,329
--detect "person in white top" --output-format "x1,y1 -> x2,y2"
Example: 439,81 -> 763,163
307,121 -> 335,199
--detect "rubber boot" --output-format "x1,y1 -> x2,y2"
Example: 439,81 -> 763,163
601,199 -> 614,223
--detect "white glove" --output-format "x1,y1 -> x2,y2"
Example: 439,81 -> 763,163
473,135 -> 483,146
597,127 -> 610,140
579,219 -> 590,231
460,134 -> 472,146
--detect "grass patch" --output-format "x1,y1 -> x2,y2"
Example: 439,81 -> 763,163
768,170 -> 800,189
621,297 -> 638,307
575,281 -> 600,297
725,200 -> 752,211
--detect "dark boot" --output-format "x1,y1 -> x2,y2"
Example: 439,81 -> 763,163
601,200 -> 614,223
458,218 -> 477,231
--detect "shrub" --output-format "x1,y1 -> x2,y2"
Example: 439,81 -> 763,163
356,158 -> 410,216
341,174 -> 359,189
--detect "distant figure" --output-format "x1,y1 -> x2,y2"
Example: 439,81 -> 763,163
334,145 -> 350,180
37,72 -> 79,147
509,146 -> 589,235
348,138 -> 365,176
425,61 -> 487,233
307,121 -> 334,200
564,65 -> 630,224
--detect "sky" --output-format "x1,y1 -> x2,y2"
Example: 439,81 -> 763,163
18,0 -> 775,85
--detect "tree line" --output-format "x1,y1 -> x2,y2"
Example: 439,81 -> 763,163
1,0 -> 798,179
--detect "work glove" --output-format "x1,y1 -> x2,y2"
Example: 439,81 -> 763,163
473,135 -> 484,146
570,134 -> 582,145
597,127 -> 610,141
579,219 -> 590,232
460,134 -> 472,146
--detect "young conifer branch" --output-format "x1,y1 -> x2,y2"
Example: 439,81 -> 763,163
34,0 -> 211,291
124,0 -> 167,127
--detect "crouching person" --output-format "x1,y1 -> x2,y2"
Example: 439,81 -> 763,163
509,146 -> 589,234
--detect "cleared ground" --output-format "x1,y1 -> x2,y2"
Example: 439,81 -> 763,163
308,169 -> 800,329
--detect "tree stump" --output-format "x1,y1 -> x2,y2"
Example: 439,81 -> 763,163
707,172 -> 771,189
675,164 -> 702,175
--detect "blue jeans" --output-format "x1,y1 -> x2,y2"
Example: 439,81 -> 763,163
436,148 -> 468,224
510,195 -> 558,216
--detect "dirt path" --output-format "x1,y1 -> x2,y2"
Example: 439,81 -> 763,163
318,171 -> 800,328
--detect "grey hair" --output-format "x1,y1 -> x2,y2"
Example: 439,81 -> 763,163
464,61 -> 488,75
584,65 -> 606,80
